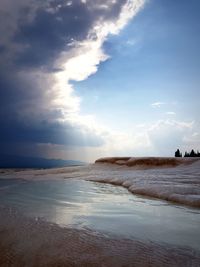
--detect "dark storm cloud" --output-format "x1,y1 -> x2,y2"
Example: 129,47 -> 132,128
0,0 -> 129,157
7,0 -> 127,68
0,117 -> 104,147
14,1 -> 93,67
0,70 -> 104,151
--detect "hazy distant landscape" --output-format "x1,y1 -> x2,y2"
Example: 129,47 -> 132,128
0,154 -> 85,169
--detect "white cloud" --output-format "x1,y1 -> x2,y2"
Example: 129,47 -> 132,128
166,111 -> 176,115
98,119 -> 197,160
126,39 -> 138,46
47,0 -> 146,137
33,0 -> 146,120
146,119 -> 196,155
151,102 -> 165,108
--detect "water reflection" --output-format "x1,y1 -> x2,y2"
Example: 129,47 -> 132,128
0,178 -> 200,250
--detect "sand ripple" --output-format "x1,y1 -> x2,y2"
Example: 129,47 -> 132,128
0,206 -> 200,267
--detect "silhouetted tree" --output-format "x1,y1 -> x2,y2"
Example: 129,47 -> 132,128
175,149 -> 182,157
175,149 -> 200,157
184,151 -> 189,157
183,149 -> 200,157
190,149 -> 195,157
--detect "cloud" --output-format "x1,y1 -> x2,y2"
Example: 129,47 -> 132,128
147,119 -> 195,155
0,0 -> 146,159
92,119 -> 198,160
151,102 -> 165,108
126,38 -> 138,46
166,111 -> 176,115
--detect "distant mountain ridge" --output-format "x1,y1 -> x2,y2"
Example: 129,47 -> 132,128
0,154 -> 86,168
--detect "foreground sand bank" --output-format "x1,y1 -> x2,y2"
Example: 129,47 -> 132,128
0,206 -> 200,267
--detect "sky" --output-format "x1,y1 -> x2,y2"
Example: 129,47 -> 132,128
0,0 -> 200,162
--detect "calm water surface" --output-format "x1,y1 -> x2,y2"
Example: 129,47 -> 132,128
0,178 -> 200,250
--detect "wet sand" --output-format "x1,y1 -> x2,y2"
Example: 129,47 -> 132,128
0,206 -> 200,267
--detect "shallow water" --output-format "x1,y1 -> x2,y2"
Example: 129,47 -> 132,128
0,178 -> 200,250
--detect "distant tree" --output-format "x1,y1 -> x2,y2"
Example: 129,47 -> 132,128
184,151 -> 189,157
175,149 -> 182,157
190,149 -> 195,157
184,149 -> 200,157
